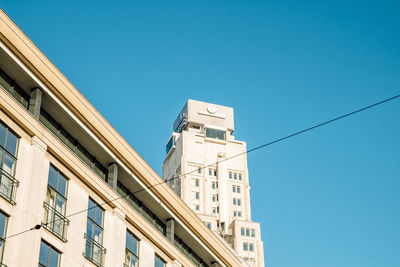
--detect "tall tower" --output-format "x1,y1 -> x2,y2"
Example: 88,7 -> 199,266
163,99 -> 265,267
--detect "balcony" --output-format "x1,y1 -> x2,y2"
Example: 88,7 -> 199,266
42,202 -> 69,241
0,168 -> 19,205
84,234 -> 106,267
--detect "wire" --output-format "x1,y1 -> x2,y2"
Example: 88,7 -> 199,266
5,93 -> 400,240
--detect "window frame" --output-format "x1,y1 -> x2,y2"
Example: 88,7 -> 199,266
38,240 -> 61,267
0,121 -> 20,204
154,254 -> 166,267
0,211 -> 8,264
125,230 -> 139,267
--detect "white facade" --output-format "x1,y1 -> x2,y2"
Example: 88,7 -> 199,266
163,100 -> 265,267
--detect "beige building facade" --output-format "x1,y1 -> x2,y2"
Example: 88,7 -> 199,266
163,100 -> 265,267
0,9 -> 249,267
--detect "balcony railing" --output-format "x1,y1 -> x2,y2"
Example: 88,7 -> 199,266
42,202 -> 69,241
84,234 -> 106,267
0,168 -> 19,205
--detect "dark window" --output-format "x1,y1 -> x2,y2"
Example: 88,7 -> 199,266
39,109 -> 108,182
205,128 -> 226,140
0,212 -> 8,264
38,240 -> 60,267
85,198 -> 106,266
125,231 -> 139,267
43,165 -> 69,241
0,69 -> 29,109
166,136 -> 175,155
0,122 -> 19,204
155,254 -> 166,267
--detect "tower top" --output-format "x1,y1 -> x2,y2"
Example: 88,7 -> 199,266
173,99 -> 234,133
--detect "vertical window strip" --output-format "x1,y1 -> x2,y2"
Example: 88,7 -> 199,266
0,212 -> 7,265
43,165 -> 69,241
0,122 -> 19,204
125,231 -> 139,267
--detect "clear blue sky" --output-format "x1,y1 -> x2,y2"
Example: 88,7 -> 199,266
2,1 -> 400,266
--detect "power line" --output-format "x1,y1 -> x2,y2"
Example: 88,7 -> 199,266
5,93 -> 400,240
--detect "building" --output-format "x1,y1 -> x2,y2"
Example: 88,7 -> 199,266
162,100 -> 265,266
0,9 -> 248,267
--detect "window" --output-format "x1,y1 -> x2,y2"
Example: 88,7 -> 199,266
85,198 -> 105,266
237,186 -> 241,193
197,167 -> 201,174
233,211 -> 237,217
155,254 -> 166,267
125,231 -> 139,267
212,195 -> 216,202
166,135 -> 175,155
229,172 -> 232,179
195,192 -> 199,199
241,227 -> 245,236
39,109 -> 108,181
232,186 -> 236,193
205,128 -> 226,140
212,208 -> 216,214
251,229 -> 255,237
206,223 -> 211,229
246,228 -> 250,236
212,182 -> 216,189
38,240 -> 60,267
0,122 -> 19,204
249,243 -> 254,252
234,173 -> 237,180
43,165 -> 69,241
195,179 -> 199,187
238,211 -> 242,217
195,205 -> 199,211
237,199 -> 241,206
233,198 -> 236,205
0,212 -> 7,264
243,242 -> 248,251
239,174 -> 242,180
0,69 -> 30,108
208,168 -> 217,176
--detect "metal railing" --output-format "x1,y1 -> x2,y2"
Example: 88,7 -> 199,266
84,234 -> 106,267
0,168 -> 19,205
42,202 -> 69,241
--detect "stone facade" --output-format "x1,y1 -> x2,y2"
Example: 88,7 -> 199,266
163,100 -> 265,266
